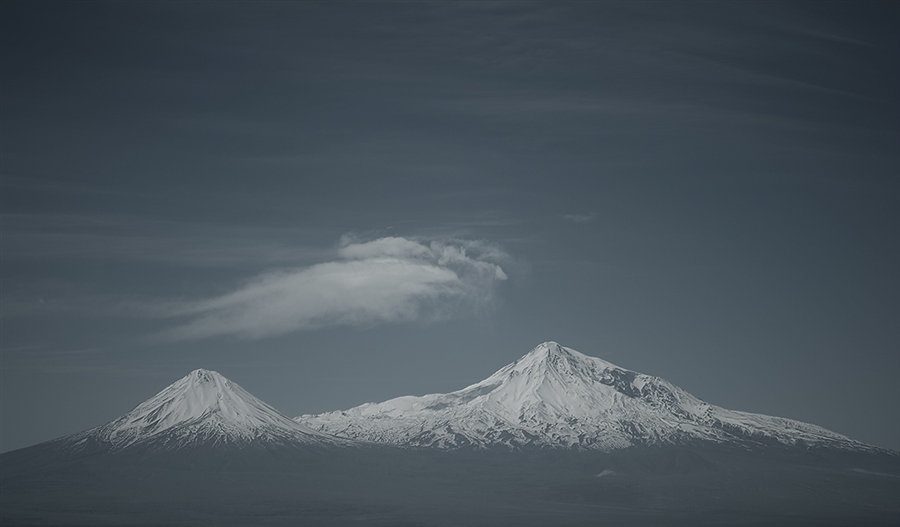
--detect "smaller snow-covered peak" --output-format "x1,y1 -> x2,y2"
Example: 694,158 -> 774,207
188,368 -> 224,380
91,369 -> 334,450
175,368 -> 237,402
137,369 -> 255,425
534,341 -> 564,352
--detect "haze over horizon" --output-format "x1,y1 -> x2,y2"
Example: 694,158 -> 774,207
1,1 -> 898,453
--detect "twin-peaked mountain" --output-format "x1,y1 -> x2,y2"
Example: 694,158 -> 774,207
5,343 -> 896,527
47,342 -> 872,454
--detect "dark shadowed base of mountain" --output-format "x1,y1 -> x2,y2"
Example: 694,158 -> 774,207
2,442 -> 898,527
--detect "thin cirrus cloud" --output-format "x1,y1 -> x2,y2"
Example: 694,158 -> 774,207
562,213 -> 597,223
155,236 -> 510,341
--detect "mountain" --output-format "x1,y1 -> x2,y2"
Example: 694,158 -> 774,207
3,353 -> 897,527
59,368 -> 339,453
297,342 -> 873,452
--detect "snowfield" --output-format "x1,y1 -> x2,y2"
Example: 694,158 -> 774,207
297,342 -> 872,451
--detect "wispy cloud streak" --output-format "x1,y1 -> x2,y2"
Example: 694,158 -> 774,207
0,213 -> 328,267
562,213 -> 597,224
155,236 -> 509,341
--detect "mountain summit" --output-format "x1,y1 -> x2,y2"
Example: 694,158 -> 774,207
64,369 -> 336,452
297,342 -> 869,451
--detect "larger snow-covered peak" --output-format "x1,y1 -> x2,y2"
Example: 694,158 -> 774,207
298,342 -> 870,452
484,341 -> 626,389
81,369 -> 337,451
502,341 -> 617,375
444,341 -> 658,426
518,341 -> 597,362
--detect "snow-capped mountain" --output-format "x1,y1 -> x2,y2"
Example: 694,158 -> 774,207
63,369 -> 339,452
4,347 -> 895,527
297,342 -> 870,451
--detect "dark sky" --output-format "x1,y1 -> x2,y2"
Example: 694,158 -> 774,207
2,1 -> 898,453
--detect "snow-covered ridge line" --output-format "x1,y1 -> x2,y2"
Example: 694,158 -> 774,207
296,342 -> 877,452
48,342 -> 883,455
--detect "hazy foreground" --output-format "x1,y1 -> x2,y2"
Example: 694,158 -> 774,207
2,442 -> 898,527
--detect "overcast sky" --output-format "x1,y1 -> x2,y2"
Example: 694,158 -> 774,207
2,1 -> 898,453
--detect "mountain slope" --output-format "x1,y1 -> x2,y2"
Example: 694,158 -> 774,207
297,342 -> 873,451
62,369 -> 339,452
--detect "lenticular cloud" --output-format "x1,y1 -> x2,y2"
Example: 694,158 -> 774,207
158,236 -> 509,340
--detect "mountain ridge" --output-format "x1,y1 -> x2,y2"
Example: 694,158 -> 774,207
3,343 -> 896,527
296,342 -> 877,452
9,342 -> 887,456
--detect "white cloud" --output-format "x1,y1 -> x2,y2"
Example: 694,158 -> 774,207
156,236 -> 510,341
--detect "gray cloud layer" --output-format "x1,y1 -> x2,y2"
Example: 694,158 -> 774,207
156,236 -> 509,341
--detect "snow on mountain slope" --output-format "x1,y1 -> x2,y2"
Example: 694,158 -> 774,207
297,342 -> 871,452
65,369 -> 339,452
